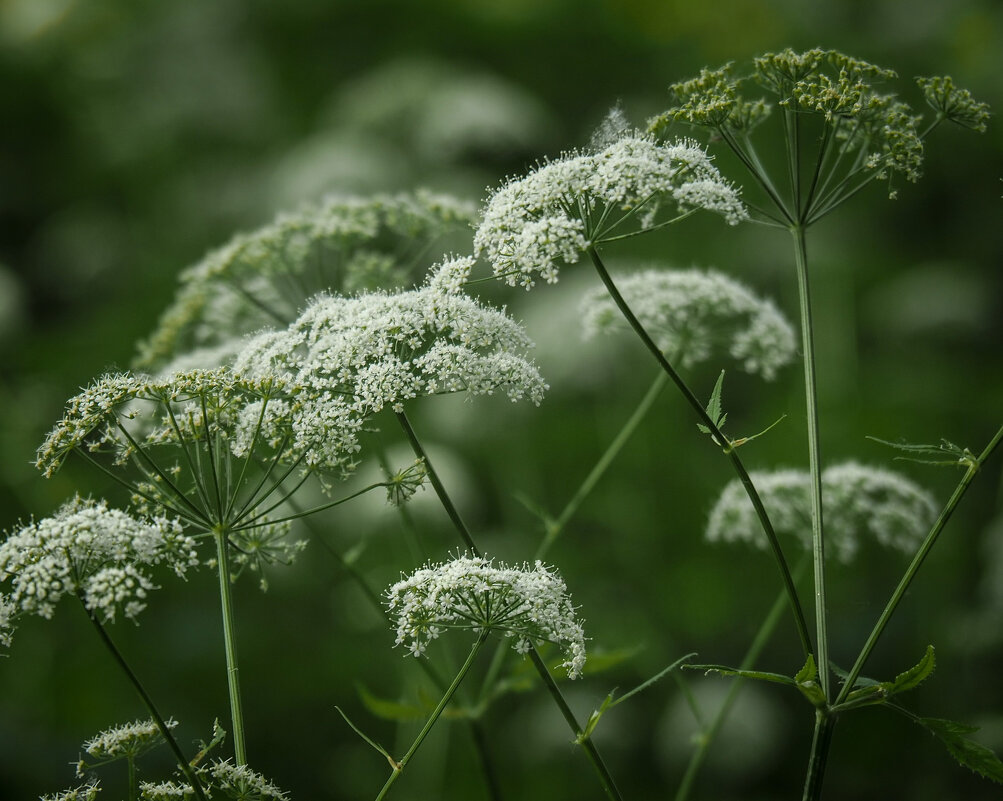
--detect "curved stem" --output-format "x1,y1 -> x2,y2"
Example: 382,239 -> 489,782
376,631 -> 488,801
79,600 -> 208,801
790,227 -> 830,703
835,425 -> 1003,704
214,527 -> 247,765
587,245 -> 813,659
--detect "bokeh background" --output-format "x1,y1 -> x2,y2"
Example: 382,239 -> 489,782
1,1 -> 1001,799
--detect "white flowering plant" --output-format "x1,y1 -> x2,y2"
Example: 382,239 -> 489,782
2,47 -> 1001,801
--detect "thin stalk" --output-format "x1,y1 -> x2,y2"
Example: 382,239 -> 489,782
127,755 -> 137,801
801,711 -> 837,801
790,227 -> 830,702
528,648 -> 624,801
233,482 -> 386,531
588,245 -> 812,658
835,424 -> 1003,704
395,407 -> 625,801
719,128 -> 795,224
213,527 -> 247,765
80,600 -> 208,801
200,395 -> 225,523
675,556 -> 806,801
376,630 -> 489,801
395,410 -> 479,554
538,371 -> 669,560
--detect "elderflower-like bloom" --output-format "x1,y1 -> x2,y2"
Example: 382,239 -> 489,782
140,782 -> 194,800
474,135 -> 745,289
80,718 -> 177,764
706,462 -> 938,563
42,784 -> 101,801
135,191 -> 476,370
233,256 -> 548,427
580,267 -> 796,379
386,555 -> 587,679
0,497 -> 197,636
916,75 -> 991,132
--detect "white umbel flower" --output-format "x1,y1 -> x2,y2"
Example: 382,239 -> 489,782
580,267 -> 796,379
82,717 -> 177,761
706,462 -> 938,563
0,497 -> 197,637
386,555 -> 587,679
475,135 -> 746,288
233,257 -> 548,431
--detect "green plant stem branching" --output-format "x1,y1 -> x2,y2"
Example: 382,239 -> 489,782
213,526 -> 247,766
834,424 -> 1003,706
375,630 -> 489,801
395,409 -> 626,801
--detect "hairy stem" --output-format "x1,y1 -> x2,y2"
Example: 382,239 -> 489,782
213,527 -> 247,765
587,245 -> 813,658
80,600 -> 208,801
376,631 -> 488,801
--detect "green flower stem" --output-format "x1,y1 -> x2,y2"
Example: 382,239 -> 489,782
675,556 -> 807,801
376,630 -> 489,801
395,410 -> 479,554
587,245 -> 813,660
801,709 -> 837,801
789,226 -> 830,703
213,526 -> 248,765
538,370 -> 669,560
835,424 -> 1003,705
289,498 -> 503,801
128,755 -> 137,801
529,647 -> 624,801
395,409 -> 625,801
79,599 -> 208,801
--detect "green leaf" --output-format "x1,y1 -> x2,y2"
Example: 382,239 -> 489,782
356,682 -> 426,722
887,645 -> 935,696
867,436 -> 976,470
684,663 -> 795,686
831,661 -> 881,688
795,653 -> 817,684
335,706 -> 398,768
581,692 -> 616,741
919,717 -> 1003,784
697,371 -> 727,435
190,719 -> 226,767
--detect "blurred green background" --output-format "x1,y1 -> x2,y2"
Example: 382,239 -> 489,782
1,1 -> 1001,799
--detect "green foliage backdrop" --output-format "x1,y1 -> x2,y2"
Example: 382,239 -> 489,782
1,1 -> 1001,799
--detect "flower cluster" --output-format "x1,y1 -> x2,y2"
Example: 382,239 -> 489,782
0,497 -> 197,636
474,135 -> 745,288
386,555 -> 587,679
135,190 -> 476,370
917,75 -> 991,132
233,257 -> 548,433
580,267 -> 796,379
80,718 -> 177,764
706,462 -> 938,563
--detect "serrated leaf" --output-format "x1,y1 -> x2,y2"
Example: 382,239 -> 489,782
795,653 -> 817,684
887,645 -> 935,696
684,663 -> 795,686
706,370 -> 726,428
867,436 -> 974,469
356,682 -> 426,722
919,717 -> 1003,784
581,692 -> 616,741
831,661 -> 881,688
